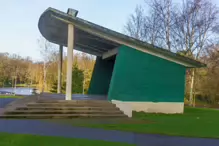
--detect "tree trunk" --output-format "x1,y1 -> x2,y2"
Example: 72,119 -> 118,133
30,78 -> 32,86
82,71 -> 86,94
14,76 -> 17,96
189,69 -> 195,106
11,77 -> 13,88
166,0 -> 171,51
42,62 -> 47,93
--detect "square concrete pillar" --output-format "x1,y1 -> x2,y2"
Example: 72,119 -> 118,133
65,24 -> 74,100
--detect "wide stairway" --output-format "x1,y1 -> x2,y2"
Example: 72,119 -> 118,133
1,99 -> 127,119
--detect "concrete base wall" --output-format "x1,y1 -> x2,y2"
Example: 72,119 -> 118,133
112,100 -> 184,117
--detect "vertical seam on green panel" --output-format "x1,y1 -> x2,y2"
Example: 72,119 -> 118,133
108,46 -> 122,101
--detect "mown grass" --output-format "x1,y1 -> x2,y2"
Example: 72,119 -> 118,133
0,133 -> 134,146
0,95 -> 23,98
52,107 -> 219,138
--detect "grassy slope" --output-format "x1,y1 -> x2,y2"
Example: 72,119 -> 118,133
0,96 -> 23,98
131,107 -> 219,138
54,107 -> 219,138
0,133 -> 134,146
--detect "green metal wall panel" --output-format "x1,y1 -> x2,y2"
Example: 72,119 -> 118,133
108,45 -> 186,102
88,57 -> 115,95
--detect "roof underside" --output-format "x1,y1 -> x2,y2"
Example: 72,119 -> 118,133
38,7 -> 206,68
38,9 -> 120,56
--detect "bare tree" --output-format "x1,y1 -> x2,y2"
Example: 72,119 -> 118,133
0,53 -> 10,87
38,37 -> 58,92
125,6 -> 146,41
126,0 -> 219,106
125,0 -> 177,50
174,0 -> 218,55
143,9 -> 163,46
125,4 -> 163,46
173,0 -> 219,105
194,45 -> 219,104
147,0 -> 176,51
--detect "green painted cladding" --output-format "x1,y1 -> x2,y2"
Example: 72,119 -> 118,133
108,45 -> 186,102
88,57 -> 115,95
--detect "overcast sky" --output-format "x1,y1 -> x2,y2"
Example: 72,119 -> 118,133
0,0 -> 218,61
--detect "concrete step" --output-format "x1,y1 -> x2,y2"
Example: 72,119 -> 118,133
2,99 -> 127,119
37,99 -> 109,104
16,106 -> 120,111
5,110 -> 123,114
27,103 -> 116,107
0,114 -> 127,119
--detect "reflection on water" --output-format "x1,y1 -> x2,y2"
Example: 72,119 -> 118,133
0,87 -> 39,95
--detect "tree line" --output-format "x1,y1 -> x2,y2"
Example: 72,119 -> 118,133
0,39 -> 95,94
125,0 -> 219,105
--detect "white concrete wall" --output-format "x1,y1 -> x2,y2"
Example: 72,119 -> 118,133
112,100 -> 184,117
112,100 -> 132,117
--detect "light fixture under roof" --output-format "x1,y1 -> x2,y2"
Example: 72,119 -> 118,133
67,8 -> 78,17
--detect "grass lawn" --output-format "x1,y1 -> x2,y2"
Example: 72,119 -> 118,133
0,95 -> 23,98
0,133 -> 134,146
15,84 -> 37,87
50,107 -> 219,138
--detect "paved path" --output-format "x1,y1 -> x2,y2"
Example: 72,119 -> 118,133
0,98 -> 16,108
0,98 -> 219,146
0,119 -> 134,144
0,119 -> 219,146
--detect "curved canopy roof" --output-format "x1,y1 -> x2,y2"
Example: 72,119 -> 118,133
38,7 -> 206,68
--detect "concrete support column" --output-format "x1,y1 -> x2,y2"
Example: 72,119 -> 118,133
65,23 -> 74,100
57,45 -> 63,94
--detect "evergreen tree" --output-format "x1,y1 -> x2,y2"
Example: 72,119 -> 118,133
72,62 -> 84,93
61,62 -> 84,94
50,80 -> 58,93
50,80 -> 66,93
